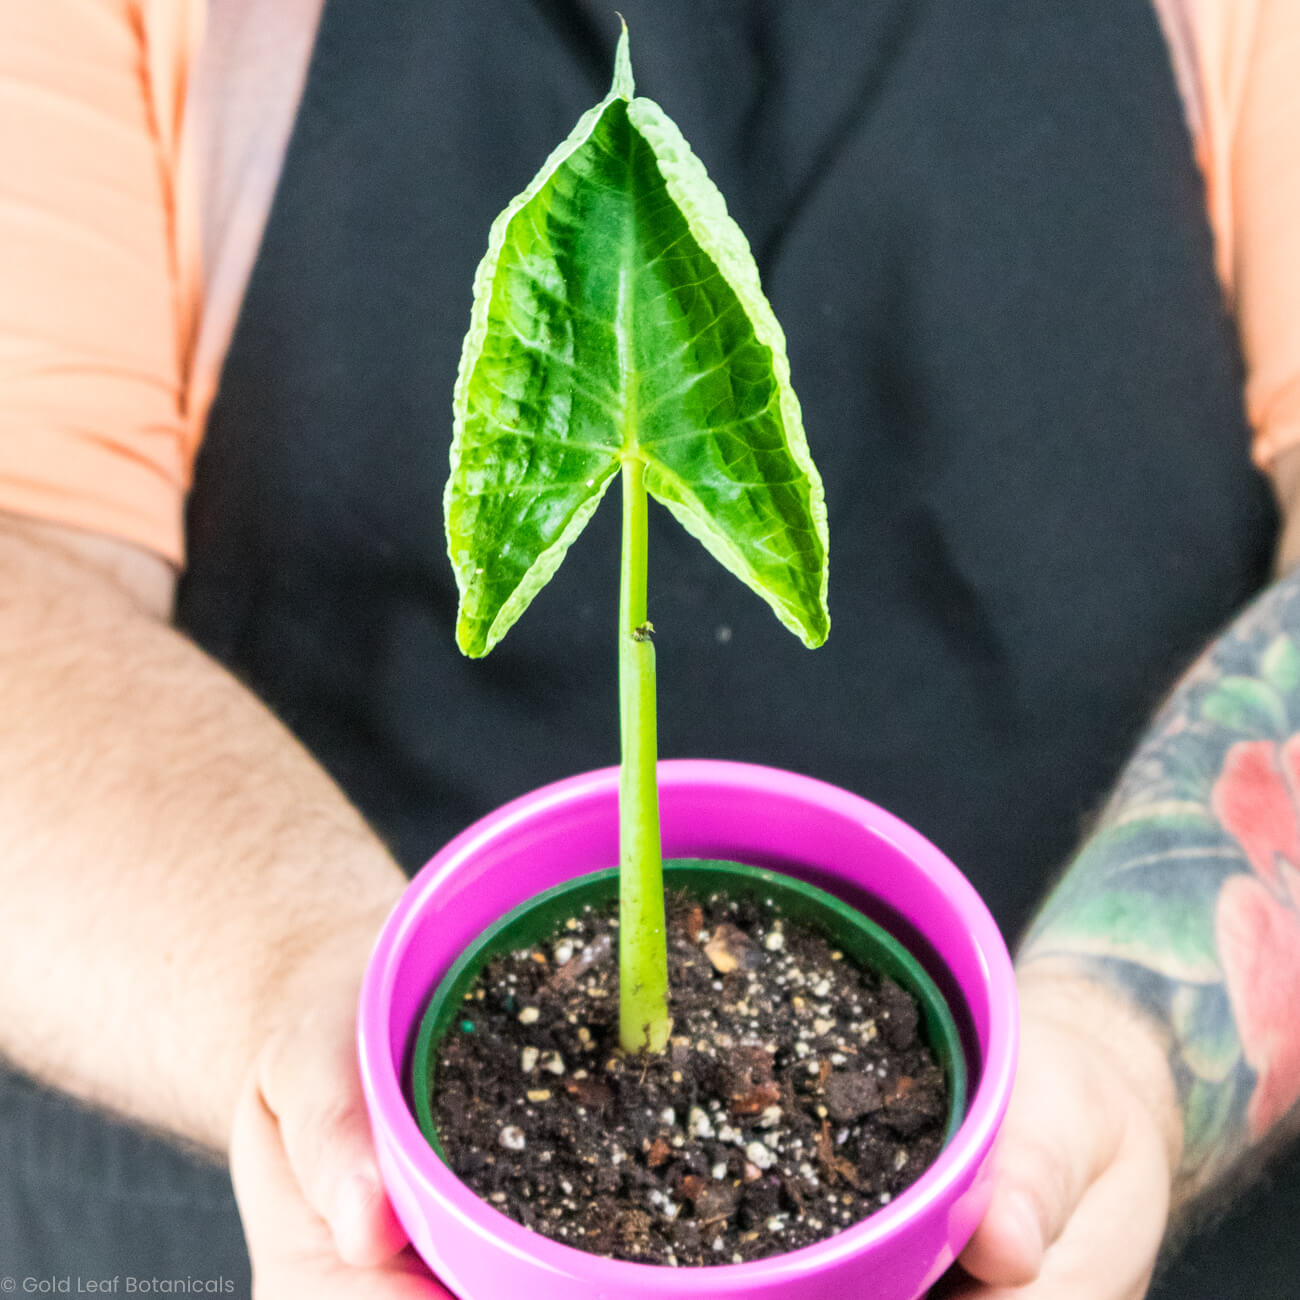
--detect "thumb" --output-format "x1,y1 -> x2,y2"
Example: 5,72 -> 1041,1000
231,1070 -> 450,1299
959,1016 -> 1119,1286
256,985 -> 409,1268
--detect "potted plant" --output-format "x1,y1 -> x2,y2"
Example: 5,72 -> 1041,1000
358,26 -> 1017,1300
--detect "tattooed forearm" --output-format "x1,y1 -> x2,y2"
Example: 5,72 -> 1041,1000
1022,564 -> 1300,1205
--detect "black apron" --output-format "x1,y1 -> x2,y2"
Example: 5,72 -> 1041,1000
3,1 -> 1291,1294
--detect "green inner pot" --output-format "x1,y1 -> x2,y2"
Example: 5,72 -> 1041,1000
411,859 -> 968,1158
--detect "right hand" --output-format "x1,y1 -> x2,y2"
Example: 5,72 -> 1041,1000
229,952 -> 452,1299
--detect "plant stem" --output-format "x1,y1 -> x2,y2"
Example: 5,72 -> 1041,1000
618,456 -> 671,1053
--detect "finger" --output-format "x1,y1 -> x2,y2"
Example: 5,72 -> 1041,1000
960,1026 -> 1119,1285
1019,1133 -> 1167,1299
944,1122 -> 1168,1300
957,1181 -> 1046,1286
231,1071 -> 451,1299
231,1070 -> 343,1268
257,990 -> 409,1267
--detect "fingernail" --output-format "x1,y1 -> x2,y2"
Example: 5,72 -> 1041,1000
1006,1189 -> 1045,1272
332,1171 -> 379,1257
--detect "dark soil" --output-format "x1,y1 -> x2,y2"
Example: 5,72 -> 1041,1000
431,887 -> 949,1266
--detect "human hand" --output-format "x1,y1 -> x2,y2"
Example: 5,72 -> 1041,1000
944,968 -> 1182,1299
229,944 -> 452,1299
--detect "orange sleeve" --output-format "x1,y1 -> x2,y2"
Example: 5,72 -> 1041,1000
1232,1 -> 1300,470
0,0 -> 201,565
1181,0 -> 1300,470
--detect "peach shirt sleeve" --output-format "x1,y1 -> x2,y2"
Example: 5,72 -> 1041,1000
1225,3 -> 1300,469
1162,0 -> 1300,469
0,1 -> 1298,567
0,0 -> 201,564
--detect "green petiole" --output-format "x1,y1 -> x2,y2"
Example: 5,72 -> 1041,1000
618,456 -> 671,1052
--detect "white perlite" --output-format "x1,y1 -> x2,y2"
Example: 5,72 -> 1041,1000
498,1125 -> 526,1151
689,1106 -> 716,1139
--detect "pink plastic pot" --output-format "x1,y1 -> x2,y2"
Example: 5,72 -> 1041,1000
358,760 -> 1018,1300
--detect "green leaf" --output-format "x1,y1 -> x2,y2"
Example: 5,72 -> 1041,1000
1045,815 -> 1235,907
1201,676 -> 1288,737
1261,635 -> 1300,697
1180,1075 -> 1243,1173
445,26 -> 829,656
1026,870 -> 1225,983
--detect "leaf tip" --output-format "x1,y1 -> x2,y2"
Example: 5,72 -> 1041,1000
800,607 -> 831,650
611,15 -> 635,100
454,614 -> 492,659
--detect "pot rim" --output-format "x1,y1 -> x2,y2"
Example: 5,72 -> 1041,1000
357,759 -> 1018,1289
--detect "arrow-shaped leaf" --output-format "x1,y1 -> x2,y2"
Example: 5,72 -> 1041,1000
445,28 -> 829,656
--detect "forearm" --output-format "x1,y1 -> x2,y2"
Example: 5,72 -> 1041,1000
0,517 -> 407,1152
1022,561 -> 1300,1208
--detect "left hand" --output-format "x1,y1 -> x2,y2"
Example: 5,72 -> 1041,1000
942,968 -> 1182,1299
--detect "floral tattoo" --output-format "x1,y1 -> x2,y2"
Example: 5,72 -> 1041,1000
1023,566 -> 1300,1201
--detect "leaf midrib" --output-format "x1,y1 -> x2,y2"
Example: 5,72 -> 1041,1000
613,123 -> 644,473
